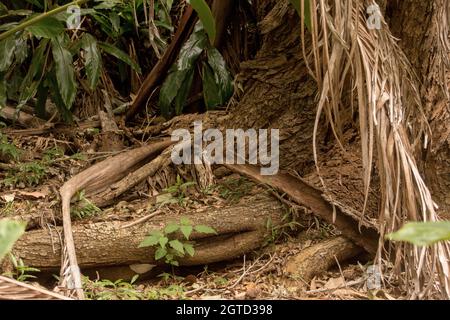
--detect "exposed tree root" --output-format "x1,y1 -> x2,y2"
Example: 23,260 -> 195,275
225,164 -> 379,254
284,236 -> 363,284
59,139 -> 174,298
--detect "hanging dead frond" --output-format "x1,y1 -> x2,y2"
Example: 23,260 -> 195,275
300,0 -> 450,298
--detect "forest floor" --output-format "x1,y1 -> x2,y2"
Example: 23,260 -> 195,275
0,123 -> 400,300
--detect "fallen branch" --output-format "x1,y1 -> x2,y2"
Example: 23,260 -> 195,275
11,196 -> 284,270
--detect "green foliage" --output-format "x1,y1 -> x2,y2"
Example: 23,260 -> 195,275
0,0 -> 147,119
2,161 -> 47,187
3,254 -> 40,282
187,0 -> 216,45
139,217 -> 217,266
0,133 -> 21,161
162,175 -> 196,205
288,0 -> 312,31
0,219 -> 26,262
83,275 -> 143,300
216,177 -> 254,203
387,222 -> 450,246
1,146 -> 64,187
159,22 -> 233,118
71,190 -> 102,219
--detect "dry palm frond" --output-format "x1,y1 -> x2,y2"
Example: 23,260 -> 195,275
300,0 -> 450,298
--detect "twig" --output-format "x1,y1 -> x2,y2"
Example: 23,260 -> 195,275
121,210 -> 162,229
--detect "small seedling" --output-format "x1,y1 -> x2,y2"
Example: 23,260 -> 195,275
0,134 -> 21,161
3,254 -> 40,282
139,217 -> 217,266
163,175 -> 196,206
71,190 -> 102,219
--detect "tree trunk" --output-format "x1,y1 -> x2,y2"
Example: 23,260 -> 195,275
387,0 -> 450,216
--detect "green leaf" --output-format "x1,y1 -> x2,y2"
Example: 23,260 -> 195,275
202,62 -> 221,109
14,37 -> 28,64
27,17 -> 64,39
159,69 -> 191,118
170,260 -> 179,266
0,37 -> 16,72
51,37 -> 77,109
176,28 -> 208,70
159,29 -> 207,117
0,219 -> 26,262
187,0 -> 216,45
206,47 -> 233,105
99,42 -> 141,74
164,223 -> 180,234
155,247 -> 167,260
194,225 -> 217,235
159,236 -> 169,248
289,0 -> 312,32
82,34 -> 102,90
184,243 -> 195,257
47,72 -> 73,123
174,68 -> 194,115
180,225 -> 193,240
180,217 -> 193,226
169,240 -> 185,255
139,235 -> 159,248
387,222 -> 450,246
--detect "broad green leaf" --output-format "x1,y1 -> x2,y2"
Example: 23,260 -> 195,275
180,217 -> 193,226
169,240 -> 185,255
194,225 -> 217,235
0,37 -> 16,72
14,37 -> 28,64
176,28 -> 208,70
170,260 -> 179,266
174,68 -> 194,115
184,243 -> 195,257
139,235 -> 159,248
159,236 -> 169,248
387,222 -> 450,246
155,247 -> 167,260
47,72 -> 73,123
99,42 -> 141,74
0,219 -> 26,262
159,28 -> 207,117
82,34 -> 102,90
22,39 -> 48,83
159,69 -> 191,118
187,0 -> 216,45
206,47 -> 233,104
202,62 -> 222,109
180,225 -> 193,240
51,37 -> 77,109
289,0 -> 312,32
164,223 -> 180,234
27,17 -> 64,39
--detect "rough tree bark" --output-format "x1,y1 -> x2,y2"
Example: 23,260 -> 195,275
387,0 -> 450,216
8,196 -> 285,271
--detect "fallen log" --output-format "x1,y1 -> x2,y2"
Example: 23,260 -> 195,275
10,196 -> 285,271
